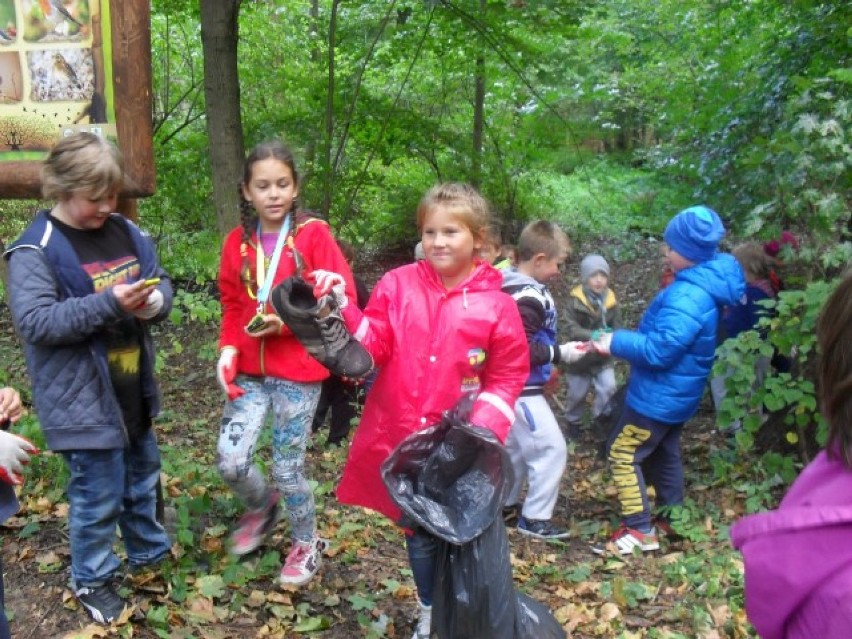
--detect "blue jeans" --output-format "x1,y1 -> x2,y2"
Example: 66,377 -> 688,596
0,555 -> 9,639
62,429 -> 171,587
406,529 -> 437,606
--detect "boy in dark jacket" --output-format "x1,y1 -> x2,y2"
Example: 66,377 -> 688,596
591,206 -> 745,554
502,221 -> 586,539
563,254 -> 620,442
5,133 -> 173,624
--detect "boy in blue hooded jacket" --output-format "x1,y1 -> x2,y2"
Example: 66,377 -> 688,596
590,206 -> 745,555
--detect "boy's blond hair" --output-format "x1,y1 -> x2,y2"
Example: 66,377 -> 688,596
41,132 -> 123,201
516,220 -> 571,262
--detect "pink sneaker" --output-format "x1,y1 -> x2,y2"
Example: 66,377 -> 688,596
230,490 -> 280,556
279,536 -> 327,586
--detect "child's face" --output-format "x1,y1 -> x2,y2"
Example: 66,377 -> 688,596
587,271 -> 609,294
242,157 -> 299,231
530,251 -> 567,283
422,205 -> 480,289
57,190 -> 118,230
479,241 -> 500,264
664,245 -> 694,272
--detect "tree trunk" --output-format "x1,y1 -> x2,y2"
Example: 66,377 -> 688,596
471,0 -> 486,188
320,0 -> 341,218
304,0 -> 321,178
200,0 -> 244,234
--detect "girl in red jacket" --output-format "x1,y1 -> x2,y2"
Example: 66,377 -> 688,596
311,183 -> 530,639
215,141 -> 356,586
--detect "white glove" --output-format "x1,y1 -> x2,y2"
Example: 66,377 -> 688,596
0,430 -> 37,486
559,341 -> 589,364
310,270 -> 348,310
593,332 -> 613,355
132,289 -> 164,320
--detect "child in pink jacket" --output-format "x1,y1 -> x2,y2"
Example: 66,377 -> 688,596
730,271 -> 852,639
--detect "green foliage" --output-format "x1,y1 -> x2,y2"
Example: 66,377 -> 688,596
712,278 -> 840,512
149,228 -> 222,286
715,279 -> 837,455
520,159 -> 691,242
169,289 -> 221,328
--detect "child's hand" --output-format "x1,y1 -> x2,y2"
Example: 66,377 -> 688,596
216,347 -> 245,401
0,387 -> 24,425
591,332 -> 613,355
243,314 -> 284,338
308,270 -> 348,309
0,430 -> 39,486
559,341 -> 590,363
131,289 -> 164,321
113,280 -> 157,313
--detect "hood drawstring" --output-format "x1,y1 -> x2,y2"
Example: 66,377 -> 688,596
463,287 -> 469,309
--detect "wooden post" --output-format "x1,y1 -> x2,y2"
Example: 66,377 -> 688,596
116,197 -> 138,223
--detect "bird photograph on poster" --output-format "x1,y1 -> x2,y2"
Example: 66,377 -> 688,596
27,46 -> 92,101
22,0 -> 90,42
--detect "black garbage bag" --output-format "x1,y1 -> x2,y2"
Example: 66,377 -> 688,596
381,401 -> 566,639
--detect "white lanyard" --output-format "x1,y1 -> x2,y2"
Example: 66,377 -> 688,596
255,215 -> 291,310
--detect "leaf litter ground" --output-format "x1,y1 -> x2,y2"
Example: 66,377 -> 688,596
1,237 -> 755,638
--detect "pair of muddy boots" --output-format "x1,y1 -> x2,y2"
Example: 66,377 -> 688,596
271,276 -> 373,379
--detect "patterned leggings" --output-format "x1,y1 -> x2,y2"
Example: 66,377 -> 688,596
217,376 -> 321,542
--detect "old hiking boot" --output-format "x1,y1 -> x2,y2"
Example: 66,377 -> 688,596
270,276 -> 373,379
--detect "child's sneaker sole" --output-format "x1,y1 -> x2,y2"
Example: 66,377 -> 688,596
591,525 -> 659,555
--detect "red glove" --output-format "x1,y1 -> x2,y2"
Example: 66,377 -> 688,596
217,348 -> 245,401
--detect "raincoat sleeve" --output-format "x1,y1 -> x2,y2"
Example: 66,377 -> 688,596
341,273 -> 394,367
470,298 -> 529,443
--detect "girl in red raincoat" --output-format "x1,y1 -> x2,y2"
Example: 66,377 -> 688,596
311,183 -> 530,639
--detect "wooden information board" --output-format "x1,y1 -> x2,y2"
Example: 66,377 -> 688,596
0,0 -> 153,198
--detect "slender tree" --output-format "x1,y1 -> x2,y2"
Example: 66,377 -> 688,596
200,0 -> 244,233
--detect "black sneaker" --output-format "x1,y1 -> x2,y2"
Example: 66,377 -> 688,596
566,421 -> 582,440
517,517 -> 570,540
75,582 -> 126,625
502,504 -> 521,526
270,276 -> 374,379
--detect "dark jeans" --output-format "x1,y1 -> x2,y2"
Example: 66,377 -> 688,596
0,554 -> 9,639
606,405 -> 684,531
312,375 -> 363,444
406,529 -> 437,606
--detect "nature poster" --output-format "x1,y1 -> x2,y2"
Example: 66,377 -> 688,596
0,0 -> 115,160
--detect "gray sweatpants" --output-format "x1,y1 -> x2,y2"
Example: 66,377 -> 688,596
564,366 -> 617,424
504,394 -> 567,521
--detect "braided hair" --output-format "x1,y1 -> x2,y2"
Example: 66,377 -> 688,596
238,141 -> 301,288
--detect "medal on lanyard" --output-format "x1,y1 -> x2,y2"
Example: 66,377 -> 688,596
246,215 -> 291,333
